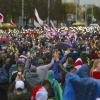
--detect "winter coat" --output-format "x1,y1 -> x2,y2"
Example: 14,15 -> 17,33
24,60 -> 40,88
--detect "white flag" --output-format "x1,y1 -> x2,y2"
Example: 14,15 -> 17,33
50,20 -> 56,31
35,8 -> 43,26
0,13 -> 4,23
34,20 -> 41,28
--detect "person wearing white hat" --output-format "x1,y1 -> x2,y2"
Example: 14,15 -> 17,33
15,80 -> 25,90
8,79 -> 31,100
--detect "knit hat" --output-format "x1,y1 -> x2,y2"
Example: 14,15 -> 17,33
74,58 -> 82,71
17,55 -> 27,64
15,80 -> 25,90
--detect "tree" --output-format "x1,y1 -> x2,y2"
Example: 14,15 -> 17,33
64,3 -> 76,14
93,6 -> 100,21
87,6 -> 100,25
50,0 -> 66,23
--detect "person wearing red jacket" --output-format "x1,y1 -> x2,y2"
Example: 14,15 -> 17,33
90,59 -> 100,79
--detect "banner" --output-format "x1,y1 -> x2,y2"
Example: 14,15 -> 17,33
35,8 -> 43,26
0,13 -> 4,23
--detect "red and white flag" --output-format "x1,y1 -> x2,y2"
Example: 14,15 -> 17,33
74,58 -> 82,71
0,13 -> 4,23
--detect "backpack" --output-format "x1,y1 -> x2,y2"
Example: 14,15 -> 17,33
40,81 -> 55,98
48,81 -> 55,98
0,67 -> 9,84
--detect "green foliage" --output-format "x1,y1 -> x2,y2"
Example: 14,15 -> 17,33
87,6 -> 100,25
64,3 -> 76,14
93,6 -> 100,21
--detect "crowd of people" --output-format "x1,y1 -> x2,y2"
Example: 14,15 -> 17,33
0,25 -> 100,100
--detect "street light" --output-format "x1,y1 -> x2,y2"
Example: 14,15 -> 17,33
75,0 -> 80,22
85,5 -> 87,26
76,2 -> 78,22
48,0 -> 50,24
85,0 -> 87,26
22,0 -> 24,27
92,5 -> 94,22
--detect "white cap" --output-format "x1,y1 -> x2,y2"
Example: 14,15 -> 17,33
15,80 -> 25,89
64,51 -> 70,56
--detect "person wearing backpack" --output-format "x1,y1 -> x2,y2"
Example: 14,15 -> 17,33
47,70 -> 63,100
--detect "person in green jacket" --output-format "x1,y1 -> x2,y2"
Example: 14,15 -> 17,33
47,70 -> 63,100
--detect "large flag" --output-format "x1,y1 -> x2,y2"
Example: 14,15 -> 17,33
34,20 -> 41,28
0,13 -> 4,23
43,24 -> 57,36
50,20 -> 57,31
35,8 -> 43,26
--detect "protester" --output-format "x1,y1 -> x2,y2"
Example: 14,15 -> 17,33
8,71 -> 32,100
90,59 -> 100,79
47,70 -> 63,100
0,24 -> 99,100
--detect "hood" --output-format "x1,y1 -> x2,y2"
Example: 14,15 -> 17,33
77,64 -> 90,78
48,70 -> 54,82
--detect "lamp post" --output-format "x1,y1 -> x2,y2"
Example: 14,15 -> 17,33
92,5 -> 94,22
75,0 -> 78,22
48,0 -> 50,24
85,5 -> 87,26
22,0 -> 24,27
85,0 -> 87,26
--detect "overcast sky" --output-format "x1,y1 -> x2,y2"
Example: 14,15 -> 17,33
62,0 -> 100,7
80,0 -> 100,6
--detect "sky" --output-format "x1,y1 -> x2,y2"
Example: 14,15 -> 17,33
62,0 -> 100,7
